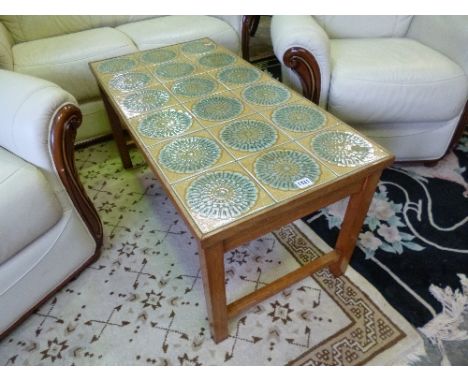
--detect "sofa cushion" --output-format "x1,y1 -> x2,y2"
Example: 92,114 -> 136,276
0,148 -> 62,265
117,16 -> 240,53
0,15 -> 156,43
328,38 -> 468,124
12,27 -> 138,102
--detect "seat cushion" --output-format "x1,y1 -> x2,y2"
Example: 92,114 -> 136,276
12,27 -> 138,102
0,148 -> 62,265
117,15 -> 240,53
328,38 -> 468,124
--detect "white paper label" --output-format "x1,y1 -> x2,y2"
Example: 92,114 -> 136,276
294,177 -> 314,189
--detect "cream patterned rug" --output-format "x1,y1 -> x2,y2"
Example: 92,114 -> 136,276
0,142 -> 422,365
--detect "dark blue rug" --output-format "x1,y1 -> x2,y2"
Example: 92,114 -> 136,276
303,133 -> 468,329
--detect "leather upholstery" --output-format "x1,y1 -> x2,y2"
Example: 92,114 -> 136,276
271,15 -> 468,161
117,16 -> 240,53
0,70 -> 98,335
0,15 -> 243,142
0,22 -> 13,69
314,16 -> 413,38
0,15 -> 155,43
328,38 -> 467,124
271,15 -> 330,107
0,149 -> 62,265
13,27 -> 138,102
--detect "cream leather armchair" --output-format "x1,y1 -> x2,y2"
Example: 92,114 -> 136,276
0,70 -> 102,338
271,16 -> 468,162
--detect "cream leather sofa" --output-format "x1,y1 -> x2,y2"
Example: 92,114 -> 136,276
0,15 -> 245,143
271,16 -> 468,161
0,69 -> 102,337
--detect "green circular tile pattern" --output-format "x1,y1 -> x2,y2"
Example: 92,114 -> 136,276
243,84 -> 291,106
272,104 -> 326,132
220,120 -> 278,152
186,171 -> 258,220
254,149 -> 321,190
181,40 -> 216,54
154,62 -> 195,79
140,48 -> 177,64
122,89 -> 170,113
198,52 -> 236,68
159,136 -> 221,173
218,66 -> 261,85
311,131 -> 374,167
97,58 -> 136,74
171,76 -> 217,98
109,72 -> 151,92
138,109 -> 192,139
192,96 -> 243,121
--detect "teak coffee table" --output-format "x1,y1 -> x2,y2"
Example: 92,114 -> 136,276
90,38 -> 394,343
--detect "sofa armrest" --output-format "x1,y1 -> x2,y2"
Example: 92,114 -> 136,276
213,15 -> 243,37
271,15 -> 331,106
0,69 -> 103,251
0,22 -> 13,70
407,16 -> 468,76
0,70 -> 77,171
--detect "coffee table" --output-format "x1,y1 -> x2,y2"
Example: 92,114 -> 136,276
89,38 -> 394,343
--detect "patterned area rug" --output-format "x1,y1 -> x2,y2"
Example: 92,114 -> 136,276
303,133 -> 468,365
0,142 -> 421,365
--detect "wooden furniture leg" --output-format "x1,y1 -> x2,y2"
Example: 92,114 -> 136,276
329,170 -> 382,277
199,242 -> 229,343
99,86 -> 133,169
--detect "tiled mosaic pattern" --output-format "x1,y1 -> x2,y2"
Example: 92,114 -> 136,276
90,38 -> 391,237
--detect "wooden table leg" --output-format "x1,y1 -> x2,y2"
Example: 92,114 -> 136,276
329,170 -> 382,277
199,242 -> 229,343
99,87 -> 133,169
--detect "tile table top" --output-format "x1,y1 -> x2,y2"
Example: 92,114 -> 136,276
90,38 -> 392,240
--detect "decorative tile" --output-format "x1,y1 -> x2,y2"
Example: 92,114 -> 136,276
128,106 -> 204,147
140,47 -> 177,64
229,83 -> 303,115
219,119 -> 278,152
181,39 -> 217,55
296,124 -> 389,176
170,75 -> 218,98
152,61 -> 197,81
198,52 -> 236,68
186,171 -> 258,219
96,57 -> 137,74
147,130 -> 235,184
108,71 -> 153,92
254,149 -> 321,191
242,83 -> 291,106
191,94 -> 244,122
240,142 -> 337,202
159,136 -> 222,174
209,114 -> 292,160
272,104 -> 327,133
217,66 -> 262,86
172,162 -> 274,234
311,130 -> 375,167
263,99 -> 341,140
116,86 -> 177,118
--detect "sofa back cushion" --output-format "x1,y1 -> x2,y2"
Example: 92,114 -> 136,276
0,15 -> 157,43
313,16 -> 414,38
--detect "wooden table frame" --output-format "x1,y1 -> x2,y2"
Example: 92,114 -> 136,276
197,163 -> 389,343
91,50 -> 394,344
99,96 -> 392,342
